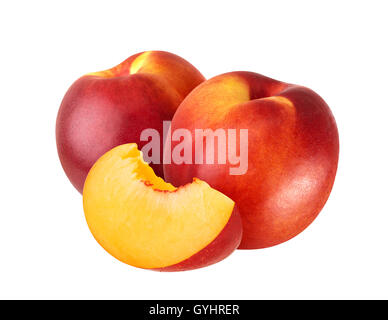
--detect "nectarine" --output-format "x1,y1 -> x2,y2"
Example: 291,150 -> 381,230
83,144 -> 242,271
163,71 -> 339,249
56,51 -> 205,193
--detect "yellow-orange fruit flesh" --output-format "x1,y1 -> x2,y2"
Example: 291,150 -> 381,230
83,144 -> 240,270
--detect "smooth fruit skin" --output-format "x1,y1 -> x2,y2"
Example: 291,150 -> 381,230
56,51 -> 205,193
164,71 -> 339,249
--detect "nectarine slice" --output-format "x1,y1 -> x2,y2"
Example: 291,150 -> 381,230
83,143 -> 242,271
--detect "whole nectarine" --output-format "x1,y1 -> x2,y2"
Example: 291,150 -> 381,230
163,71 -> 339,249
56,51 -> 205,193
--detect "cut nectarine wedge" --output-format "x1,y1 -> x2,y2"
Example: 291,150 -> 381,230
83,143 -> 242,271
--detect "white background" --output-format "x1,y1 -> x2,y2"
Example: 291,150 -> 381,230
1,0 -> 387,299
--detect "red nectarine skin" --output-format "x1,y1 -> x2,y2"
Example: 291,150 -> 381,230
164,71 -> 339,249
56,51 -> 205,193
154,206 -> 242,271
